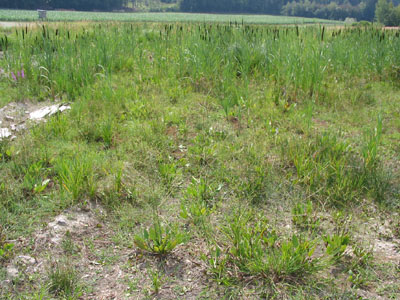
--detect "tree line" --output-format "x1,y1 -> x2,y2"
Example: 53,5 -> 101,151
181,0 -> 379,21
2,0 -> 400,25
0,0 -> 126,11
375,0 -> 400,25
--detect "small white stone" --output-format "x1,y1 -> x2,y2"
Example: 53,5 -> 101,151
6,266 -> 18,279
59,105 -> 71,112
17,255 -> 36,265
29,104 -> 70,120
0,128 -> 11,139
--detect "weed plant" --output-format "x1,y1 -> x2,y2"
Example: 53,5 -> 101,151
134,213 -> 189,255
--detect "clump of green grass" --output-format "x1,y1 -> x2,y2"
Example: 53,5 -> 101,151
148,269 -> 165,295
283,133 -> 362,205
236,165 -> 270,205
158,160 -> 180,193
55,154 -> 98,201
323,233 -> 350,260
47,261 -> 82,298
292,200 -> 320,232
180,178 -> 217,235
99,118 -> 115,149
21,160 -> 50,195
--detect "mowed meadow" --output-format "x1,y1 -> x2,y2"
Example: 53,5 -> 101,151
0,9 -> 343,24
0,22 -> 400,299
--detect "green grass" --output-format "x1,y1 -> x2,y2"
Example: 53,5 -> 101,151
0,10 -> 343,24
0,22 -> 399,299
47,261 -> 82,297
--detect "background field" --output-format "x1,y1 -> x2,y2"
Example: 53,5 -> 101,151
0,9 -> 343,24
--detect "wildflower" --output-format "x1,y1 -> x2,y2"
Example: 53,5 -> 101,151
21,69 -> 25,78
11,71 -> 17,81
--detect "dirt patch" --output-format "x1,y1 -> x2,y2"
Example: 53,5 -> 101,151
374,239 -> 400,263
369,218 -> 400,264
1,203 -> 125,298
228,115 -> 241,130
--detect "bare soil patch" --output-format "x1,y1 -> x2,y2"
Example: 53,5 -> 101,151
1,203 -> 211,299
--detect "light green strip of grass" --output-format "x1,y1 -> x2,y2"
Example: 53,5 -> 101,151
0,10 -> 343,24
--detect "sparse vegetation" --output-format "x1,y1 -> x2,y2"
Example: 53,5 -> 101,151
0,20 -> 399,299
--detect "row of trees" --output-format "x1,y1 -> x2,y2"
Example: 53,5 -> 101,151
181,0 -> 284,14
180,0 -> 379,21
1,0 -> 400,24
1,0 -> 127,11
282,0 -> 377,20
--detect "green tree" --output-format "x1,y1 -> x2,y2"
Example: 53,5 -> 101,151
363,0 -> 378,20
375,0 -> 399,25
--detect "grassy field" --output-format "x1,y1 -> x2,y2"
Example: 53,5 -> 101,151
0,22 -> 399,299
0,9 -> 343,24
